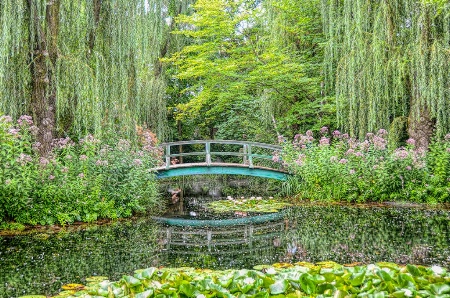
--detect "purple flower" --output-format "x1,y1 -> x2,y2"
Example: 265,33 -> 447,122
346,149 -> 355,155
332,130 -> 341,138
39,157 -> 49,166
95,159 -> 108,166
79,155 -> 88,161
8,128 -> 20,135
78,173 -> 85,178
29,125 -> 39,136
377,129 -> 388,136
61,167 -> 69,173
117,139 -> 131,151
319,137 -> 330,146
320,126 -> 329,135
445,133 -> 450,141
5,179 -> 11,185
406,166 -> 412,171
133,159 -> 143,166
0,115 -> 13,123
65,154 -> 72,160
406,138 -> 416,146
330,156 -> 338,162
373,165 -> 379,170
49,175 -> 55,180
17,115 -> 33,126
342,133 -> 349,139
339,159 -> 348,164
349,169 -> 356,174
373,136 -> 386,150
272,154 -> 280,163
366,132 -> 374,139
355,151 -> 363,157
17,153 -> 33,165
306,130 -> 313,137
394,148 -> 409,160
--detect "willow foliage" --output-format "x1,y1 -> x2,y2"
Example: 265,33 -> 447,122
0,0 -> 171,139
322,0 -> 450,141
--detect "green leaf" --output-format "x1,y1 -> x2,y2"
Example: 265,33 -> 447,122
299,273 -> 316,295
430,283 -> 450,295
406,265 -> 421,277
376,270 -> 392,282
269,280 -> 289,295
351,272 -> 366,286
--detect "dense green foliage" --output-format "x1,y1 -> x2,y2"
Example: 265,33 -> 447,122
282,128 -> 450,203
0,0 -> 171,146
45,262 -> 450,297
322,0 -> 450,145
0,115 -> 162,226
165,0 -> 333,141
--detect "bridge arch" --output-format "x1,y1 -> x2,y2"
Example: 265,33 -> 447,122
155,140 -> 289,181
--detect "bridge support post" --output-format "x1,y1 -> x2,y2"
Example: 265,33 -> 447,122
165,145 -> 171,169
247,145 -> 253,168
205,142 -> 211,165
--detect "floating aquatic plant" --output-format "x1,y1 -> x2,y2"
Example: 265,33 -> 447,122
49,262 -> 450,298
206,197 -> 292,213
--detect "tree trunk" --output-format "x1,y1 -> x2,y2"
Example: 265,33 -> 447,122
28,0 -> 60,155
408,106 -> 434,149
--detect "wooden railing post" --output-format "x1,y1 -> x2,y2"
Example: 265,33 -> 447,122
247,144 -> 253,168
205,141 -> 211,165
243,144 -> 248,165
165,145 -> 171,169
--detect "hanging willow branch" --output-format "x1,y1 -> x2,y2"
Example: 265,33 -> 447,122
0,0 -> 172,141
322,0 -> 450,144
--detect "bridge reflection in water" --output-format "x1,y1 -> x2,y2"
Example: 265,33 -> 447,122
154,212 -> 289,269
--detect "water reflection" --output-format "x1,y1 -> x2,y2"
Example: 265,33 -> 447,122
156,213 -> 288,269
0,201 -> 449,297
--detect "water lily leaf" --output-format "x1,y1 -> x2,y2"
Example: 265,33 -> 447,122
179,283 -> 196,296
269,279 -> 289,294
333,289 -> 348,298
351,272 -> 366,286
86,276 -> 109,283
299,273 -> 316,295
397,273 -> 416,289
376,262 -> 399,271
406,265 -> 421,277
134,289 -> 154,298
273,262 -> 293,268
56,290 -> 76,297
123,275 -> 142,286
18,296 -> 47,298
317,283 -> 336,294
312,274 -> 327,285
61,283 -> 85,290
376,270 -> 392,282
430,283 -> 450,295
321,272 -> 335,283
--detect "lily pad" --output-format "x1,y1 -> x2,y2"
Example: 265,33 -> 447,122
85,276 -> 108,282
61,283 -> 85,290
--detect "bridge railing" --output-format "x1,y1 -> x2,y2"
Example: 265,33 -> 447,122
159,140 -> 282,170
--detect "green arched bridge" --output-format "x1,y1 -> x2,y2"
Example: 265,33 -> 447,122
155,140 -> 289,180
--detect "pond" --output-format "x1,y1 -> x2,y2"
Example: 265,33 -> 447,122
0,200 -> 449,297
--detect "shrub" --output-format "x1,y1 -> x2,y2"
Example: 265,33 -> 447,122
0,114 -> 163,226
281,127 -> 450,203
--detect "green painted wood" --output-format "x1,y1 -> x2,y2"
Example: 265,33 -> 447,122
156,165 -> 288,180
152,212 -> 284,227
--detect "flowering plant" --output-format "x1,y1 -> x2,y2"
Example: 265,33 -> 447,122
0,114 -> 162,226
281,127 -> 450,203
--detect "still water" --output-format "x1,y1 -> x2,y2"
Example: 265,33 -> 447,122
0,201 -> 449,297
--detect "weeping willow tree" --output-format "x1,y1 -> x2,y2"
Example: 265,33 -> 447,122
322,0 -> 450,147
0,0 -> 178,153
